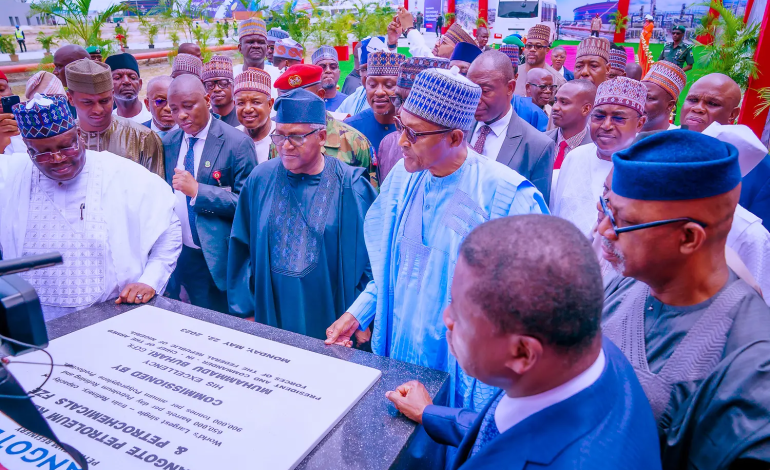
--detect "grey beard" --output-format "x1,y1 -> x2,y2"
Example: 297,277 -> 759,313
321,81 -> 336,91
114,94 -> 138,104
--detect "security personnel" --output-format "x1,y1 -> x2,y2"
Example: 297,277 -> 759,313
14,25 -> 26,52
658,25 -> 694,72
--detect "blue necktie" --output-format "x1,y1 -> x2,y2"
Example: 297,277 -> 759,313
469,393 -> 504,457
156,130 -> 168,138
184,137 -> 200,246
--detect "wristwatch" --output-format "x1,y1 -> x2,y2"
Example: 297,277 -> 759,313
403,27 -> 415,36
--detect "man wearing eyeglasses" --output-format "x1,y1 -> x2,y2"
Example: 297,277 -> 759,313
202,55 -> 239,127
551,76 -> 646,236
105,53 -> 152,124
312,46 -> 348,113
66,58 -> 165,178
599,130 -> 770,470
513,24 -> 565,97
143,75 -> 177,138
0,94 -> 181,321
525,68 -> 555,113
228,88 -> 377,341
325,67 -> 548,412
162,74 -> 257,314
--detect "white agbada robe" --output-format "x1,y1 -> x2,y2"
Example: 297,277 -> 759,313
236,122 -> 274,164
728,205 -> 770,306
551,143 -> 613,236
0,150 -> 182,320
112,101 -> 153,124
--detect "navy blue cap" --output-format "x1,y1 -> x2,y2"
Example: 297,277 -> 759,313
360,36 -> 386,65
450,42 -> 483,64
612,129 -> 741,201
273,88 -> 326,125
105,53 -> 140,76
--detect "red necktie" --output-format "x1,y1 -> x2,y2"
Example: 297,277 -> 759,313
554,140 -> 569,169
473,125 -> 492,154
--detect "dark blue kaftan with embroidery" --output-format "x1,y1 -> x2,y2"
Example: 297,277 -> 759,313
227,156 -> 377,339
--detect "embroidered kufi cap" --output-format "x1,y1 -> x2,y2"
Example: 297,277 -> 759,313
450,42 -> 483,64
202,55 -> 234,81
397,57 -> 450,90
25,71 -> 65,100
609,47 -> 627,72
445,23 -> 476,46
239,18 -> 267,39
642,60 -> 686,100
402,66 -> 482,130
500,44 -> 520,67
367,51 -> 406,77
172,53 -> 203,79
234,68 -> 272,96
576,36 -> 610,63
312,45 -> 338,64
13,93 -> 76,139
65,58 -> 113,94
273,39 -> 304,61
527,23 -> 551,43
273,88 -> 326,125
595,76 -> 647,115
105,52 -> 140,76
267,27 -> 290,42
612,130 -> 740,201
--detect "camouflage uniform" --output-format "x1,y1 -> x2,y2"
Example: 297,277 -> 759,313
269,112 -> 377,185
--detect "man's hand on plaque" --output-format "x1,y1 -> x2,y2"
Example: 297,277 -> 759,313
324,312 -> 360,347
386,380 -> 433,424
116,283 -> 156,304
354,327 -> 371,349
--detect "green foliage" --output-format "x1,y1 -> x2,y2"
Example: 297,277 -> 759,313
368,5 -> 394,36
755,87 -> 770,117
235,0 -> 267,14
168,29 -> 181,47
193,27 -> 213,61
327,12 -> 354,46
139,20 -> 161,45
347,1 -> 393,40
444,13 -> 455,24
31,0 -> 130,47
214,22 -> 226,45
36,33 -> 58,52
35,53 -> 54,72
151,0 -> 212,42
476,17 -> 488,28
0,35 -> 16,54
268,1 -> 311,50
609,11 -> 629,34
694,0 -> 759,89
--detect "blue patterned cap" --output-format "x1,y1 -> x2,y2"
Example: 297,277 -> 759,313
267,28 -> 290,41
397,57 -> 450,90
312,45 -> 338,64
402,67 -> 481,130
367,51 -> 406,77
13,93 -> 76,139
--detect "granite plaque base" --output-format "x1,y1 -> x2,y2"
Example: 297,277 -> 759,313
0,297 -> 449,470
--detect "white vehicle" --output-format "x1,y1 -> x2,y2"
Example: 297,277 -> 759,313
488,0 -> 558,44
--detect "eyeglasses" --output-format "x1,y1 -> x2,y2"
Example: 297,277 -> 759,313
591,113 -> 632,126
270,128 -> 321,147
389,94 -> 405,109
27,138 -> 80,163
600,196 -> 708,234
153,98 -> 167,108
524,44 -> 548,51
394,116 -> 451,144
204,79 -> 232,91
528,83 -> 557,91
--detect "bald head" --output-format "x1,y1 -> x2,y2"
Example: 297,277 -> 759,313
526,68 -> 554,108
562,79 -> 597,104
527,68 -> 551,83
681,73 -> 742,132
168,74 -> 211,135
53,45 -> 89,87
178,43 -> 202,59
552,79 -> 596,131
624,63 -> 643,81
468,50 -> 514,83
147,75 -> 173,97
169,74 -> 206,97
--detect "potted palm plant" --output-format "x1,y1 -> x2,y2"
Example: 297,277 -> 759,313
329,13 -> 353,61
37,33 -> 58,57
442,13 -> 455,34
139,21 -> 161,49
169,30 -> 180,48
609,11 -> 630,43
0,35 -> 18,62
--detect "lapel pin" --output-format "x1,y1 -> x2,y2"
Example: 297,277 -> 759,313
204,161 -> 211,168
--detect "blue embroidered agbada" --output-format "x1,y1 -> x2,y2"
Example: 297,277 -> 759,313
347,150 -> 549,409
228,157 -> 377,339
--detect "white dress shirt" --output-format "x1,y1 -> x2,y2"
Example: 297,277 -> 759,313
236,122 -> 274,164
494,349 -> 606,433
174,116 -> 212,248
112,101 -> 153,124
470,107 -> 513,161
150,119 -> 178,136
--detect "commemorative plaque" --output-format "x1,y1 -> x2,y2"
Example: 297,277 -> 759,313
0,305 -> 382,469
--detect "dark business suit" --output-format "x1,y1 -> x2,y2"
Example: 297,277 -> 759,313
562,67 -> 574,81
162,117 -> 257,312
142,119 -> 152,129
469,111 -> 556,203
545,127 -> 593,148
422,340 -> 662,470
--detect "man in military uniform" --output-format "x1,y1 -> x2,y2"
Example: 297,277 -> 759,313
658,25 -> 694,72
270,64 -> 375,184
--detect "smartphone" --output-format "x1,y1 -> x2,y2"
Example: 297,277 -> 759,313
2,95 -> 20,114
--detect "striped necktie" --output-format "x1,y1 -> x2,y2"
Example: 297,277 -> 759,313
469,393 -> 504,457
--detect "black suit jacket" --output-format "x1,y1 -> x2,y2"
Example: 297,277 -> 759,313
469,111 -> 556,203
563,68 -> 574,81
162,118 -> 257,290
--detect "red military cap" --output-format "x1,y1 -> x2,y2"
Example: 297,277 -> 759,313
274,64 -> 323,91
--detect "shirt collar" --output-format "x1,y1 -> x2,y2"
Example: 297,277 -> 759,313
557,125 -> 588,150
486,106 -> 514,137
151,119 -> 177,134
184,115 -> 212,142
494,348 -> 606,434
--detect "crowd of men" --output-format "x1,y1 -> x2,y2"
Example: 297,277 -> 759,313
1,10 -> 770,470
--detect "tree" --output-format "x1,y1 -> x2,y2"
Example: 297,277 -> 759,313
695,0 -> 759,89
30,0 -> 128,47
268,1 -> 312,50
151,0 -> 212,42
36,33 -> 58,54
